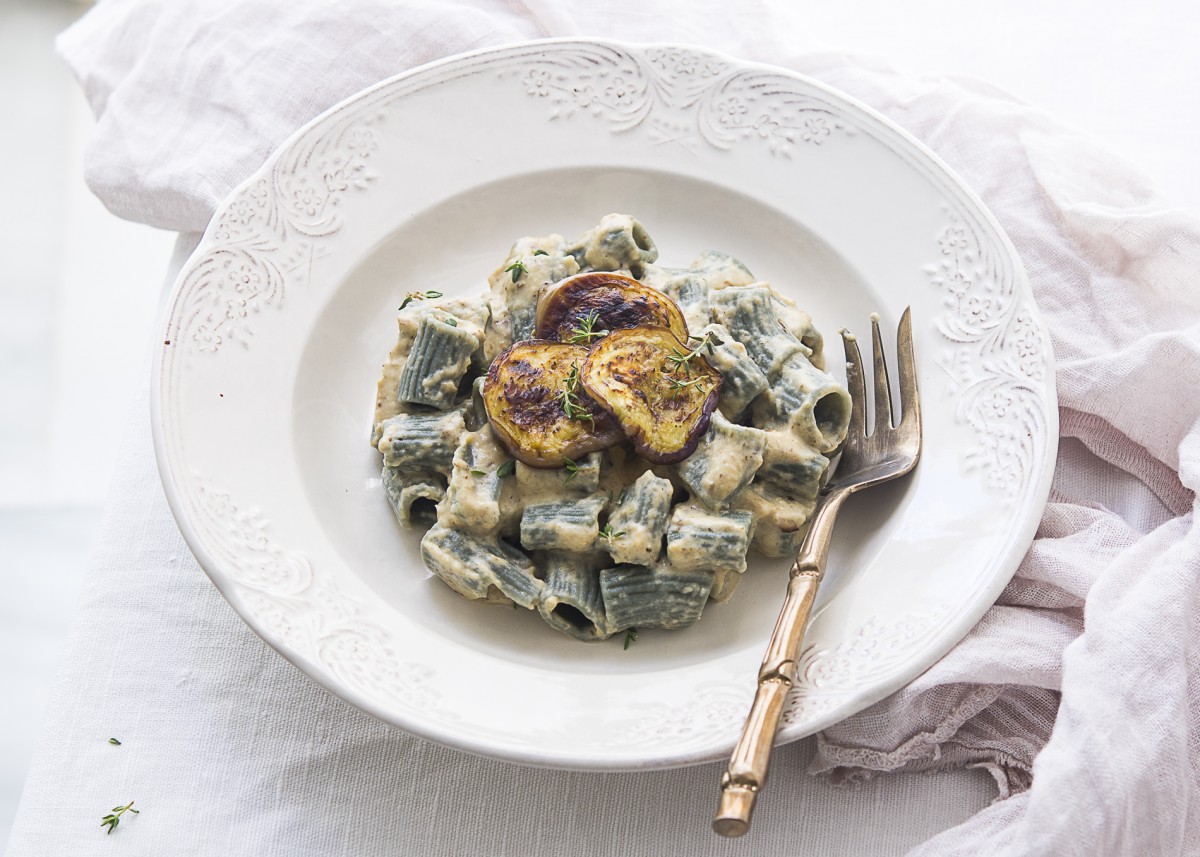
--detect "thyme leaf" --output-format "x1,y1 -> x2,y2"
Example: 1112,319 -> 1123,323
556,363 -> 593,425
100,801 -> 139,835
667,376 -> 703,393
623,628 -> 638,650
398,289 -> 443,310
599,523 -> 625,544
504,260 -> 527,283
496,459 -> 516,478
567,309 -> 609,345
696,331 -> 724,353
664,332 -> 721,376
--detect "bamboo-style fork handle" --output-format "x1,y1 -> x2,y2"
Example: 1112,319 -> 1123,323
712,566 -> 820,837
712,490 -> 848,838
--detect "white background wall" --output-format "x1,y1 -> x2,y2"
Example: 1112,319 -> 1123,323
1,0 -> 1196,847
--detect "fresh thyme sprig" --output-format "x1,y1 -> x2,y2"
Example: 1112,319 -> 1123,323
623,628 -> 638,650
667,377 -> 704,394
100,801 -> 139,835
599,523 -> 625,544
556,363 -> 593,425
504,260 -> 527,282
562,457 -> 581,482
664,332 -> 722,376
398,290 -> 443,310
567,309 -> 609,345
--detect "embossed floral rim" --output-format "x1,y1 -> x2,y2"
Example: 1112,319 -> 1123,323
152,38 -> 1057,770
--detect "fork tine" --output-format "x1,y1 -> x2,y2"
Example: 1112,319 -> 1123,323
841,329 -> 866,438
896,306 -> 920,430
870,315 -> 894,434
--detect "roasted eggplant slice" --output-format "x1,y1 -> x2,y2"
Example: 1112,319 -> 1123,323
580,327 -> 721,464
535,272 -> 689,344
483,341 -> 622,468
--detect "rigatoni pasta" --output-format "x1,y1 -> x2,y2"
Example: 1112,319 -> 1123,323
373,215 -> 850,642
537,552 -> 608,641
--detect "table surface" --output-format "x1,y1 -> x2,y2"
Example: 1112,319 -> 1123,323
5,0 -> 1199,852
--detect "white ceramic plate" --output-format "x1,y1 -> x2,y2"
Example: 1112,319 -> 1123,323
153,39 -> 1057,770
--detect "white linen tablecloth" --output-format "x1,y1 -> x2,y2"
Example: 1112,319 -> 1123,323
9,1 -> 1200,854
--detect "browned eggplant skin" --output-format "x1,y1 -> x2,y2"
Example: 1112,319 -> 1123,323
580,327 -> 721,464
482,340 -> 622,468
535,272 -> 689,343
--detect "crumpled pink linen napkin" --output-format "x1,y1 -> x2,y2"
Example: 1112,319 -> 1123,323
58,0 -> 1200,853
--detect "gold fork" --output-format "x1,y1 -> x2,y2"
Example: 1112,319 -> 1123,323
713,307 -> 923,838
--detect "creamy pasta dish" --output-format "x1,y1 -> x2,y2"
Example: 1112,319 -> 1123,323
372,214 -> 851,641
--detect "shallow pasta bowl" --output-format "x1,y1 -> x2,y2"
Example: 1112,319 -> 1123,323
152,38 -> 1057,770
